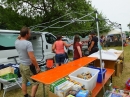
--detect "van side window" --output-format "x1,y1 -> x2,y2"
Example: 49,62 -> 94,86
0,34 -> 17,50
45,34 -> 56,44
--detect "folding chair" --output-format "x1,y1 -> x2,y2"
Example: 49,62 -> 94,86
0,77 -> 22,97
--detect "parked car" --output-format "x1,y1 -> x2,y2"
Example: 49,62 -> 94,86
0,30 -> 57,65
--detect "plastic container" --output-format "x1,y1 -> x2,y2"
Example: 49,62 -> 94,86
40,65 -> 46,71
27,82 -> 31,86
0,67 -> 14,76
0,73 -> 17,81
46,59 -> 54,68
96,68 -> 106,83
88,66 -> 106,83
102,61 -> 105,68
69,67 -> 99,91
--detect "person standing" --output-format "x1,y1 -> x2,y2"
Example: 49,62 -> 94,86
52,35 -> 72,67
88,32 -> 98,55
73,35 -> 82,60
85,35 -> 92,56
88,35 -> 92,49
15,27 -> 40,97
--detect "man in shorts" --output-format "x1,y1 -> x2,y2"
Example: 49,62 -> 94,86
15,27 -> 40,97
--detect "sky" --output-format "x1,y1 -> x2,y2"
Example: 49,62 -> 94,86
91,0 -> 130,31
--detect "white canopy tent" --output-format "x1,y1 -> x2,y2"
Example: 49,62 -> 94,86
107,30 -> 125,35
106,30 -> 125,51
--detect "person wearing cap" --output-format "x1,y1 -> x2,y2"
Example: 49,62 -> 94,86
88,32 -> 98,55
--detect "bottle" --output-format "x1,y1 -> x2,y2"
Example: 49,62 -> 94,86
102,61 -> 105,68
98,41 -> 102,50
27,82 -> 31,86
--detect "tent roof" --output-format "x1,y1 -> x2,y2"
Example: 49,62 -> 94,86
107,30 -> 124,35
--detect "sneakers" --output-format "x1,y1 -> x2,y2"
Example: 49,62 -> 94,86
24,94 -> 31,97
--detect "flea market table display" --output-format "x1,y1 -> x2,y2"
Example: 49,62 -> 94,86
31,57 -> 115,97
88,49 -> 124,76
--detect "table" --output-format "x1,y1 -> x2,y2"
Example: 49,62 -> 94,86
92,68 -> 115,97
88,49 -> 123,76
31,57 -> 97,97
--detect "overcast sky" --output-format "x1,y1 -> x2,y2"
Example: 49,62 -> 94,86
91,0 -> 130,31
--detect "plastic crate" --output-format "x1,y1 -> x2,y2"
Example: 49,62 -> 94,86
88,66 -> 106,83
0,67 -> 14,76
0,73 -> 17,81
69,67 -> 99,91
46,59 -> 54,68
97,68 -> 106,83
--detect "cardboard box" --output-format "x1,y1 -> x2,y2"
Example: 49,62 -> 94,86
49,91 -> 58,97
50,78 -> 67,93
0,67 -> 14,76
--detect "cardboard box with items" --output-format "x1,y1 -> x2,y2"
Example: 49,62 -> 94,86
105,88 -> 130,97
49,77 -> 92,97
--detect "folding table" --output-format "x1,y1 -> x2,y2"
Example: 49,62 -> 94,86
31,57 -> 97,97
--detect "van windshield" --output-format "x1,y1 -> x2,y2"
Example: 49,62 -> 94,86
0,34 -> 18,50
45,33 -> 56,44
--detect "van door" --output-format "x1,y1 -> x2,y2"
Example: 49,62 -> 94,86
43,33 -> 56,59
0,33 -> 19,64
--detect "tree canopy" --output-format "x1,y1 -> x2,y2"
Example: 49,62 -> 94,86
127,23 -> 130,30
0,0 -> 111,35
0,6 -> 42,30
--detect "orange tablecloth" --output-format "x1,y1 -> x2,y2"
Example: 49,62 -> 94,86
31,57 -> 97,84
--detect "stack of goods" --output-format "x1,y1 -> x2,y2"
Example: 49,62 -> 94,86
105,88 -> 130,97
77,72 -> 92,80
50,77 -> 92,97
67,90 -> 91,97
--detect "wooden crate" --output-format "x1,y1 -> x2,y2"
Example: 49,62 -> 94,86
0,67 -> 14,76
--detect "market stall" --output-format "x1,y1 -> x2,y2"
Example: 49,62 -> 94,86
30,11 -> 122,97
31,57 -> 115,97
88,49 -> 124,76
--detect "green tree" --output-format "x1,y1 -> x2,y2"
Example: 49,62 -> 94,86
0,6 -> 42,30
127,23 -> 130,32
1,0 -> 111,34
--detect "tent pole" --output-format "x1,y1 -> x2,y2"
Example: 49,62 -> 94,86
119,24 -> 124,51
119,24 -> 125,69
95,11 -> 106,96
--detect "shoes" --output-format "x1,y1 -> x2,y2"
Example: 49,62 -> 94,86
24,94 -> 31,97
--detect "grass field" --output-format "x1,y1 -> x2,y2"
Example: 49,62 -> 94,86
0,45 -> 130,97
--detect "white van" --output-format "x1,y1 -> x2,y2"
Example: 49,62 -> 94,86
105,30 -> 126,46
0,30 -> 57,65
